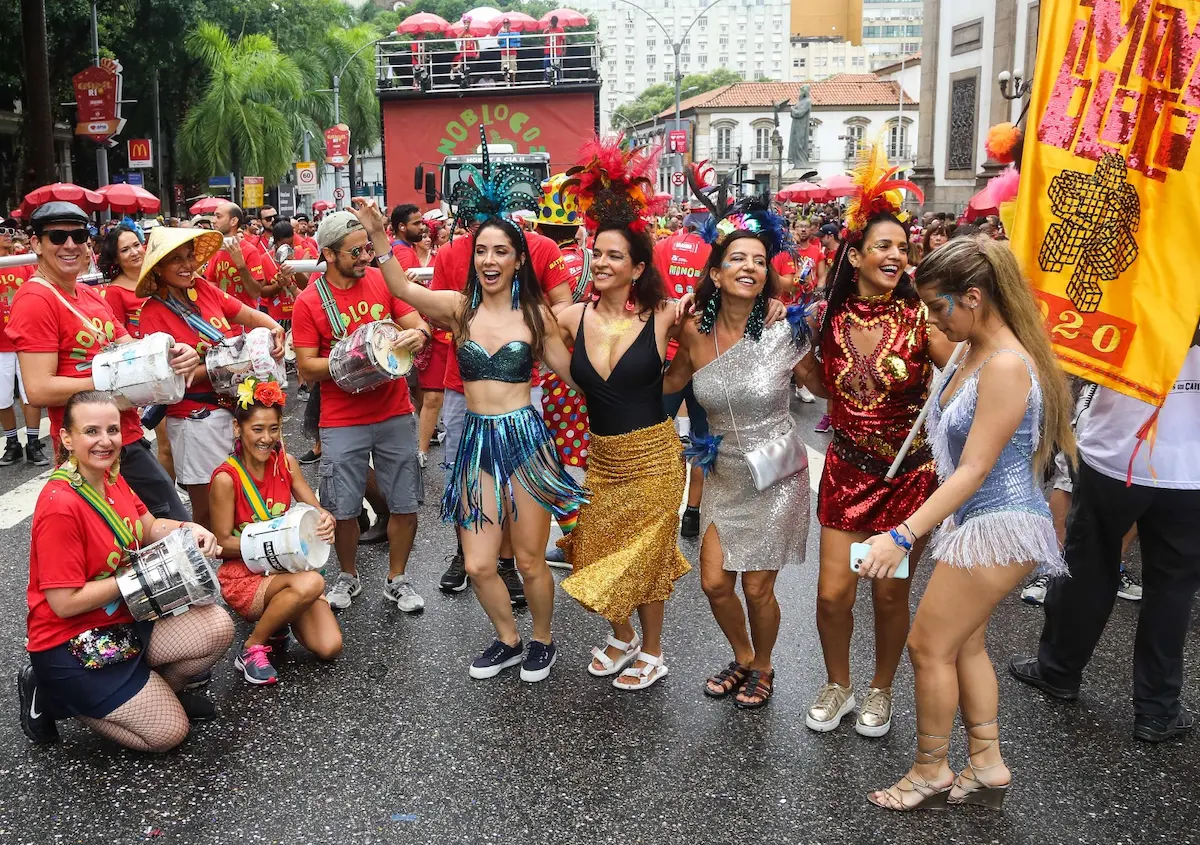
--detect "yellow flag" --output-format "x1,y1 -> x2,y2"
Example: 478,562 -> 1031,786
1010,0 -> 1200,404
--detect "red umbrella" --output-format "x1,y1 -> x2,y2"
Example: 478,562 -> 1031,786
396,12 -> 450,36
539,8 -> 589,27
189,196 -> 223,215
965,187 -> 997,222
312,200 -> 333,212
819,173 -> 857,199
98,183 -> 162,215
491,12 -> 542,33
22,182 -> 105,216
779,182 -> 830,203
448,17 -> 494,37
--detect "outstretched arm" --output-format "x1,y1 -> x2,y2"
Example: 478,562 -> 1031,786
540,307 -> 582,393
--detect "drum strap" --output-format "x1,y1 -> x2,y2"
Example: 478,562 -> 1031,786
314,275 -> 346,341
30,277 -> 112,350
223,457 -> 272,522
49,470 -> 136,554
154,292 -> 227,345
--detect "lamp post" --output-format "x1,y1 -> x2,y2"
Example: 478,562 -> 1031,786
997,68 -> 1033,101
331,37 -> 384,208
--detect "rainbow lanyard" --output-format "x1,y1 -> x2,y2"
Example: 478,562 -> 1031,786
223,456 -> 272,522
50,469 -> 136,552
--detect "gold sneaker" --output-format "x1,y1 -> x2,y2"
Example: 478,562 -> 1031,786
856,686 -> 893,737
805,682 -> 856,732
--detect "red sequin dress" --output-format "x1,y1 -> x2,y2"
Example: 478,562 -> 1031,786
816,292 -> 937,532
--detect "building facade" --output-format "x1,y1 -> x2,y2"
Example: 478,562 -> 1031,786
790,0 -> 862,42
861,0 -> 924,68
786,39 -> 872,82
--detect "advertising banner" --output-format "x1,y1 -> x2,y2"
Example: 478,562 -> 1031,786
128,139 -> 152,168
243,176 -> 265,210
73,58 -> 126,145
668,129 -> 688,154
325,124 -> 351,167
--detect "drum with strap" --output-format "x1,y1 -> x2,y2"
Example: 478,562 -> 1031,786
240,504 -> 331,574
206,326 -> 287,396
116,526 -> 220,621
328,320 -> 413,394
90,332 -> 187,406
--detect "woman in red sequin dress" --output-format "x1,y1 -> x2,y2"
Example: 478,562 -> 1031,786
796,209 -> 955,738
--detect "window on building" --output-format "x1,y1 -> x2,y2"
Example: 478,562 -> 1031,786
815,57 -> 827,67
607,61 -> 616,73
647,55 -> 656,67
647,38 -> 655,48
798,57 -> 807,67
948,76 -> 978,170
755,126 -> 772,160
698,16 -> 707,29
664,72 -> 672,82
739,69 -> 748,79
719,35 -> 729,47
844,123 -> 867,159
716,126 -> 733,160
681,53 -> 689,65
719,54 -> 729,65
737,39 -> 747,50
888,123 -> 909,159
793,58 -> 800,68
698,54 -> 707,68
902,42 -> 921,54
772,17 -> 782,28
852,56 -> 865,67
834,56 -> 844,66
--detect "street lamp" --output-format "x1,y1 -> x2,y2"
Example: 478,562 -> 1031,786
998,68 -> 1033,100
331,37 -> 385,208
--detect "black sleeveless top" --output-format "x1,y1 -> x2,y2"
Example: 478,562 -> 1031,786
570,307 -> 666,436
457,340 -> 534,384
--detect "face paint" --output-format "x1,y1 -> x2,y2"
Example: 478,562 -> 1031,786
721,261 -> 734,269
937,293 -> 956,317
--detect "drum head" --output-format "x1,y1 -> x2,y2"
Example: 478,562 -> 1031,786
369,324 -> 410,375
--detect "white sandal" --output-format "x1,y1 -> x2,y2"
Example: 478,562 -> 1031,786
587,634 -> 641,677
613,651 -> 668,690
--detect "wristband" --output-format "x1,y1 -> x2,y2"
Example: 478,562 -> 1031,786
888,527 -> 913,553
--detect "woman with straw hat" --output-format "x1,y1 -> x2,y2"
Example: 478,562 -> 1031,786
137,227 -> 285,528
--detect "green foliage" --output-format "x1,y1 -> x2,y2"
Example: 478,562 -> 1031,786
612,68 -> 746,127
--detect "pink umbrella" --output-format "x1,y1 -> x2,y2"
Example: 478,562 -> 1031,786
189,196 -> 222,215
396,12 -> 450,36
448,17 -> 494,37
819,173 -> 857,198
539,8 -> 589,27
779,182 -> 830,203
491,12 -> 542,33
21,182 -> 106,216
98,183 -> 162,215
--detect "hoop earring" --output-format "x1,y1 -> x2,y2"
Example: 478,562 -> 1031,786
746,290 -> 767,341
699,288 -> 721,334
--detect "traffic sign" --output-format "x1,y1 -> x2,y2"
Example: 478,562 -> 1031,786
334,187 -> 346,201
671,171 -> 685,187
295,161 -> 317,195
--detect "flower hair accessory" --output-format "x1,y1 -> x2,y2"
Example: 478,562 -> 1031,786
236,376 -> 286,410
842,139 -> 924,241
562,135 -> 662,232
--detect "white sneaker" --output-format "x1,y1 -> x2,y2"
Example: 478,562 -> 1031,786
385,576 -> 426,613
326,572 -> 362,610
1021,574 -> 1050,605
1117,572 -> 1143,601
796,385 -> 816,403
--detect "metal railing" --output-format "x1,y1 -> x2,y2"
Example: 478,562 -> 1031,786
376,32 -> 601,93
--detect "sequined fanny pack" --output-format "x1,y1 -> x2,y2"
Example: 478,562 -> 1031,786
67,624 -> 142,670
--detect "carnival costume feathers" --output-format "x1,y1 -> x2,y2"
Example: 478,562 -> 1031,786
686,167 -> 796,260
842,140 -> 924,240
562,135 -> 662,231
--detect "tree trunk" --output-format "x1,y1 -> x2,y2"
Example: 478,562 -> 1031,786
20,0 -> 56,190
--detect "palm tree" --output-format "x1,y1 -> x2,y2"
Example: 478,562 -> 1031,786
178,23 -> 304,188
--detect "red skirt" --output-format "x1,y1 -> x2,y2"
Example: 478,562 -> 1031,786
417,332 -> 451,391
217,560 -> 274,621
816,440 -> 937,534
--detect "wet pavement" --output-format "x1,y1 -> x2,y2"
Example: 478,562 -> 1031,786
0,396 -> 1196,845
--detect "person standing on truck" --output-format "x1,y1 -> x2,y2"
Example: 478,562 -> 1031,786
544,16 -> 565,84
453,17 -> 480,88
497,18 -> 521,85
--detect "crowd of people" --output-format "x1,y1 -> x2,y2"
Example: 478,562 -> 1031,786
5,138 -> 1196,813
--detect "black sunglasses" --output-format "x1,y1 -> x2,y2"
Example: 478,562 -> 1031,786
43,228 -> 90,246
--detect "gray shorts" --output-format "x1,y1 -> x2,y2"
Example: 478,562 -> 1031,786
318,413 -> 423,520
442,389 -> 468,466
1051,449 -> 1073,493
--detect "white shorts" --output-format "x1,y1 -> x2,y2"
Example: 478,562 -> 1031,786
0,352 -> 28,411
165,409 -> 235,486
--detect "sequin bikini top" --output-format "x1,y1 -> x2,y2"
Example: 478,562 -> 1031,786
457,340 -> 534,384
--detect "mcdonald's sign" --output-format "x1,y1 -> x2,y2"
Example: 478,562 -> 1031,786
128,138 -> 152,169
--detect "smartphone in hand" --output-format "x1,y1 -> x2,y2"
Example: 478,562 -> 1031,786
850,541 -> 909,580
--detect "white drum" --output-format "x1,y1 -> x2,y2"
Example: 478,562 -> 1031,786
206,326 -> 287,396
328,320 -> 413,394
116,526 -> 220,621
91,332 -> 186,406
240,504 -> 330,575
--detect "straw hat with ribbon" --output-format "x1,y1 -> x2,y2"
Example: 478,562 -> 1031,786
136,227 -> 223,297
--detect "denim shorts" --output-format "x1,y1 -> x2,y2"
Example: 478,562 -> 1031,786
318,414 -> 423,519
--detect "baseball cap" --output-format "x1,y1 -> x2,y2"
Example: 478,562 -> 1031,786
818,223 -> 841,238
30,201 -> 89,231
315,210 -> 363,252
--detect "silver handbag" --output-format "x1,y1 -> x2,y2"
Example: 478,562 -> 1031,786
715,334 -> 808,492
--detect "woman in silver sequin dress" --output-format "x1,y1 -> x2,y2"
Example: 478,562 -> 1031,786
666,229 -> 818,709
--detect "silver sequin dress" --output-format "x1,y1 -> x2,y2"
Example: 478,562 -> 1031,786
692,321 -> 810,572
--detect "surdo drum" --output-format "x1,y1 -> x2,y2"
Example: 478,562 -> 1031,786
240,504 -> 331,575
90,332 -> 187,406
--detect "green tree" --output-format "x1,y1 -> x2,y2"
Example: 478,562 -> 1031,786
178,22 -> 303,186
612,68 -> 746,127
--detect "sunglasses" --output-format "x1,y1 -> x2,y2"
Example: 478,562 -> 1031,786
43,229 -> 90,246
0,227 -> 18,238
336,243 -> 375,259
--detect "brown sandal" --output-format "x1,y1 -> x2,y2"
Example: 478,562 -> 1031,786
735,668 -> 775,709
703,661 -> 749,698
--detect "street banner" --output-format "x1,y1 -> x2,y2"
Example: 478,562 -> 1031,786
325,124 -> 351,167
128,139 -> 152,168
1010,0 -> 1200,405
243,176 -> 265,209
277,188 -> 295,217
295,161 -> 318,195
668,129 -> 688,154
72,58 -> 126,145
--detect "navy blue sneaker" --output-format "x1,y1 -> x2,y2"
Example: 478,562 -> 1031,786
520,640 -> 557,683
17,665 -> 58,744
469,639 -> 524,679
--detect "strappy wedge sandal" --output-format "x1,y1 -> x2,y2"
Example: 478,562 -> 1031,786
703,661 -> 750,699
587,633 -> 641,677
613,651 -> 668,690
948,718 -> 1011,809
735,669 -> 775,710
866,732 -> 953,812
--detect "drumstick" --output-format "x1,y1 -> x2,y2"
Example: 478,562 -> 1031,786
886,341 -> 966,480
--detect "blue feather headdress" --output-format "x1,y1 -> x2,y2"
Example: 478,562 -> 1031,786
449,126 -> 542,309
685,165 -> 795,261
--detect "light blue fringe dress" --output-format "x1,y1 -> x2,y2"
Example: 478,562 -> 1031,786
926,348 -> 1065,575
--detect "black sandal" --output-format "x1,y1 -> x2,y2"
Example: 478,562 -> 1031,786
735,668 -> 775,709
703,661 -> 750,699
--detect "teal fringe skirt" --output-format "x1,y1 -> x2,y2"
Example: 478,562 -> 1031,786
441,405 -> 589,531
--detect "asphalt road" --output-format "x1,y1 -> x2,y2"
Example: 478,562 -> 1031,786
0,395 -> 1196,845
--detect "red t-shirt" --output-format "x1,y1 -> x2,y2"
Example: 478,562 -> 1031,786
431,232 -> 571,393
0,262 -> 35,353
545,27 -> 565,55
654,231 -> 711,299
794,240 -> 824,295
211,451 -> 294,538
291,267 -> 417,428
100,283 -> 147,338
138,280 -> 244,418
202,239 -> 277,315
391,239 -> 420,271
6,279 -> 142,447
26,475 -> 148,652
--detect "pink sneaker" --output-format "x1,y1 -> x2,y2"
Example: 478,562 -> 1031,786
814,413 -> 832,434
234,643 -> 278,685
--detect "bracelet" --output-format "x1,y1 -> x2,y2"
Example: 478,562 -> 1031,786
888,527 -> 913,553
901,521 -> 917,543
416,327 -> 432,345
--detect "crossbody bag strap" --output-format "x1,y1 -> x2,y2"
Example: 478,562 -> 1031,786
154,291 -> 227,345
713,332 -> 747,454
572,248 -> 592,303
50,469 -> 136,552
223,456 -> 272,522
314,275 -> 346,341
30,277 -> 110,348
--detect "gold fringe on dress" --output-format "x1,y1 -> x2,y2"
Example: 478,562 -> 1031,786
559,419 -> 690,623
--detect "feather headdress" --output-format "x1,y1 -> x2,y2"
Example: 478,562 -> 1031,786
687,166 -> 795,260
562,135 -> 661,232
842,139 -> 924,241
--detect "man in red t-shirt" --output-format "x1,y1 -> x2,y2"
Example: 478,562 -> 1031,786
7,202 -> 196,519
543,17 -> 565,81
0,216 -> 45,466
388,204 -> 426,271
292,210 -> 431,613
204,202 -> 272,314
792,217 -> 825,295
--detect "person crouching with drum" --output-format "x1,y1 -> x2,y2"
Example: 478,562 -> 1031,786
17,391 -> 233,750
209,376 -> 341,686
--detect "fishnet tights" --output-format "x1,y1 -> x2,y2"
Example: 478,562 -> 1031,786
78,605 -> 234,752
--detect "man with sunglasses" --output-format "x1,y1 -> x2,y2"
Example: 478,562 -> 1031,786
6,202 -> 197,518
292,210 -> 432,613
0,217 -> 47,467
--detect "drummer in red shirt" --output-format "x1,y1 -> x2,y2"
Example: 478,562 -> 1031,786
0,215 -> 46,468
7,202 -> 197,520
292,211 -> 431,614
204,202 -> 274,315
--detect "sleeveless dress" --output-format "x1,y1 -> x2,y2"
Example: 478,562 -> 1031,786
927,349 -> 1064,574
692,321 -> 810,572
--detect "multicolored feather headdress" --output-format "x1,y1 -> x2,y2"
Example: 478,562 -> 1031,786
842,139 -> 924,241
562,135 -> 662,232
686,163 -> 795,260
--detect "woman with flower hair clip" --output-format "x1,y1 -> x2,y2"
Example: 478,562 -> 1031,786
208,375 -> 340,687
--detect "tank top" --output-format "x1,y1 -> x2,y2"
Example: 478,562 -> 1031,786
457,339 -> 534,383
210,450 -> 293,536
570,307 -> 666,436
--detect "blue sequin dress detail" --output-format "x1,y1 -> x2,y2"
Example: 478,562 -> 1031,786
927,349 -> 1064,574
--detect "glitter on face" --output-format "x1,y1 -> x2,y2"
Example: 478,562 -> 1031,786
938,293 -> 956,317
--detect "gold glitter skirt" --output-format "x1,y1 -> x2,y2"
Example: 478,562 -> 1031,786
559,419 -> 689,623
